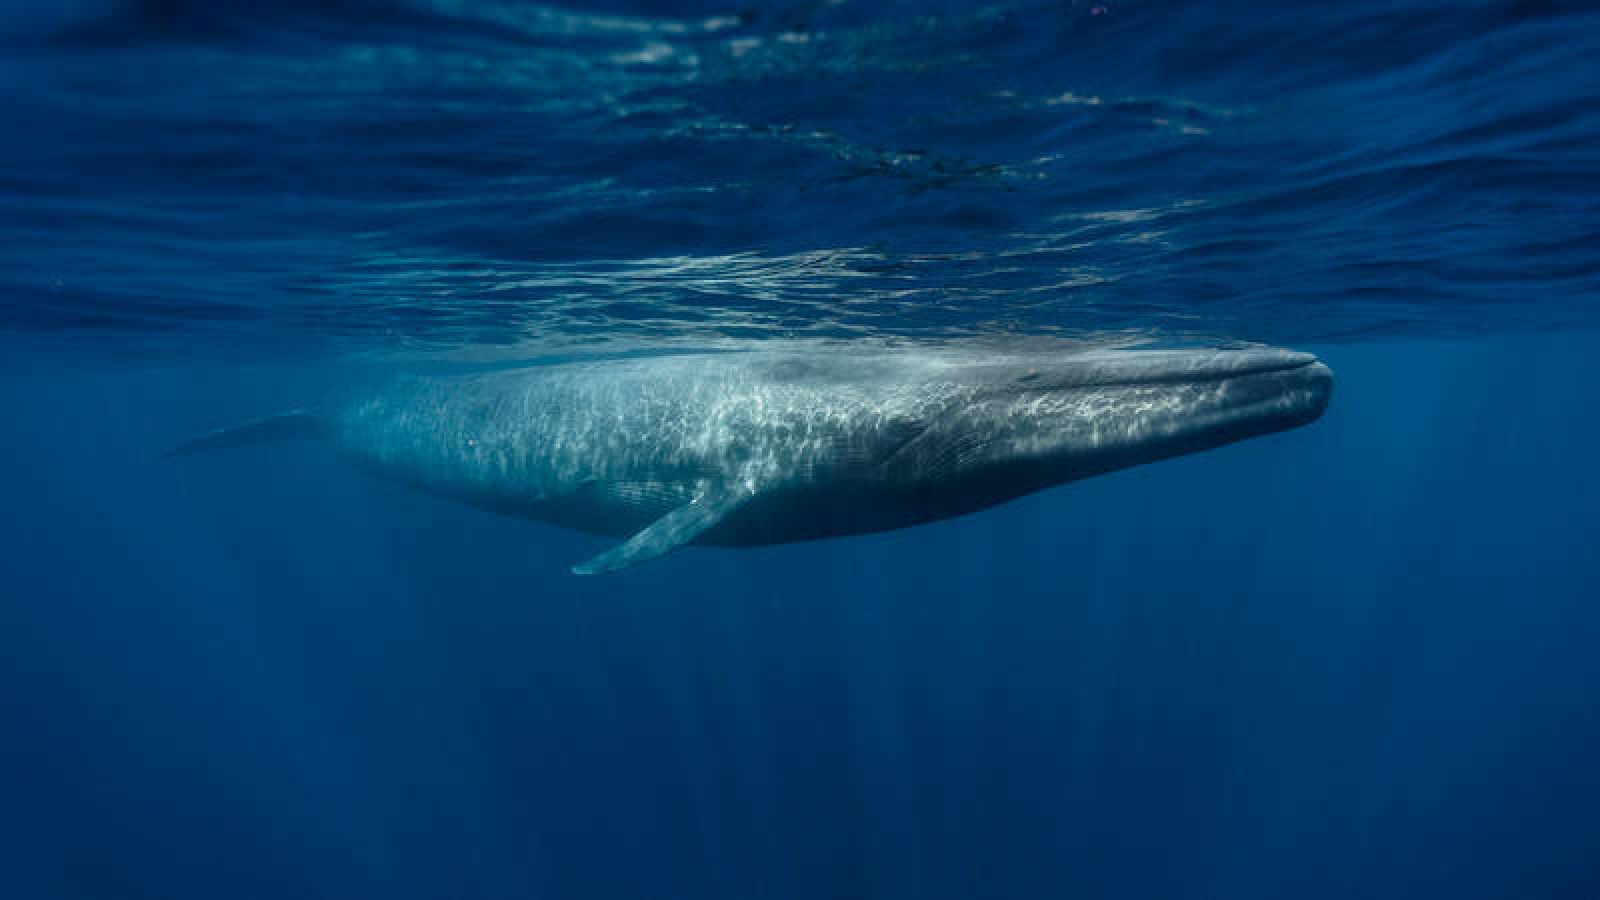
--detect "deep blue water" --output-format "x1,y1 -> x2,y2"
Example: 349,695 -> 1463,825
3,2 -> 1600,898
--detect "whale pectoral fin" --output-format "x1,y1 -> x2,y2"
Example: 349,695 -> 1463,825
572,482 -> 752,576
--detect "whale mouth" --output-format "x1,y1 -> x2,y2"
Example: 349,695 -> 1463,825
1082,348 -> 1324,387
1222,357 -> 1334,424
1099,350 -> 1334,455
936,346 -> 1333,495
1066,347 -> 1335,434
1007,347 -> 1330,398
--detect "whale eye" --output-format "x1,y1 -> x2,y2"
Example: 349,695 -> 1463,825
1017,369 -> 1042,383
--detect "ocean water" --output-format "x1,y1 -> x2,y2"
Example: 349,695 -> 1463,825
2,2 -> 1599,898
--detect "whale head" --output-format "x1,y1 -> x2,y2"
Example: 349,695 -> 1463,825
892,346 -> 1332,501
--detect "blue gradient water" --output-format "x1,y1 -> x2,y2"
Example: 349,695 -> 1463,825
2,2 -> 1598,898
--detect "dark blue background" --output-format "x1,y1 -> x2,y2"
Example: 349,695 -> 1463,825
5,339 -> 1599,898
2,1 -> 1599,897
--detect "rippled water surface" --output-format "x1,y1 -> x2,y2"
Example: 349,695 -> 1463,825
4,0 -> 1596,360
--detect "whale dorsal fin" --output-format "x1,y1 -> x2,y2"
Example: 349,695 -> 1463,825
571,481 -> 754,575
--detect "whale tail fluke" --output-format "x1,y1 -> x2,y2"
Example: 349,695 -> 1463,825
160,410 -> 322,460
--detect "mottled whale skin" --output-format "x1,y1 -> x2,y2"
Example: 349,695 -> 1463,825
169,345 -> 1332,573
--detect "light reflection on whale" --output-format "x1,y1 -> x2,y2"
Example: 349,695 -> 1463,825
167,343 -> 1333,574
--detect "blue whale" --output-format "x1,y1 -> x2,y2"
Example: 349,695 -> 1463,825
167,344 -> 1333,573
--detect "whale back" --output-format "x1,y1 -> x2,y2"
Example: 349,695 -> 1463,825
328,353 -> 960,536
